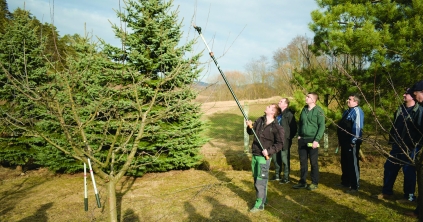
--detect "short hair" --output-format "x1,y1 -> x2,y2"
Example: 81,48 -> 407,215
308,92 -> 319,101
282,98 -> 290,106
350,93 -> 361,105
271,103 -> 281,118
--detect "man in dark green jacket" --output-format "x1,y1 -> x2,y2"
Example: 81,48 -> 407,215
293,92 -> 325,191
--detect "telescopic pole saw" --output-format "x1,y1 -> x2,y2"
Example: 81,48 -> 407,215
193,25 -> 268,160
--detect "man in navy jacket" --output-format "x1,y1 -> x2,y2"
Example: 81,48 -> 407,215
337,94 -> 364,193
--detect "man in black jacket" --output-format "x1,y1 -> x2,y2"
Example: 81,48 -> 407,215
246,103 -> 284,213
405,81 -> 423,219
377,88 -> 423,202
271,98 -> 297,183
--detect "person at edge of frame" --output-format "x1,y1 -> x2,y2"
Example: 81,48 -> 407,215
375,88 -> 423,203
270,98 -> 297,184
292,92 -> 325,191
246,103 -> 285,213
404,80 -> 423,219
336,93 -> 364,194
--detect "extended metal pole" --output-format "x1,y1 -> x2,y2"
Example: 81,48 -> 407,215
84,163 -> 88,211
88,158 -> 102,208
193,25 -> 268,159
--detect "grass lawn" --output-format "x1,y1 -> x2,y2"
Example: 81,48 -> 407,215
0,99 -> 419,221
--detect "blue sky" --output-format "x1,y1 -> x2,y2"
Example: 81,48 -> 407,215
8,0 -> 319,82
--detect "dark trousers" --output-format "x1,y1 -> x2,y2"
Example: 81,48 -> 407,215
298,138 -> 319,185
340,142 -> 360,190
272,151 -> 282,178
282,139 -> 292,180
382,145 -> 418,198
272,139 -> 292,180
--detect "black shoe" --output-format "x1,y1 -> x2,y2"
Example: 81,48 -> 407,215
271,177 -> 280,181
292,183 -> 307,189
279,179 -> 290,184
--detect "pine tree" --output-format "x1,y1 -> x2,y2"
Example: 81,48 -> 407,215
307,1 -> 423,219
309,0 -> 423,97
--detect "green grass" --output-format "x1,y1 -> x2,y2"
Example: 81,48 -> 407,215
0,100 -> 419,221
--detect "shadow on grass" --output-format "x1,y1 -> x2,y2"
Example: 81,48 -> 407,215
117,176 -> 138,221
122,208 -> 140,222
203,168 -> 369,221
287,151 -> 414,220
0,176 -> 51,218
18,202 -> 53,222
185,196 -> 252,222
201,107 -> 410,220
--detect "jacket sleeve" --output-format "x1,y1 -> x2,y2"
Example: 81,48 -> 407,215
351,107 -> 364,144
298,108 -> 304,137
267,124 -> 284,155
247,118 -> 259,135
416,106 -> 423,147
289,113 -> 297,139
314,107 -> 326,142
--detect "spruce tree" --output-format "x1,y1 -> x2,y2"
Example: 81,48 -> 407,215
102,0 -> 204,175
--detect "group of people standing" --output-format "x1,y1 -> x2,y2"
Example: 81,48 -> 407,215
246,84 -> 422,216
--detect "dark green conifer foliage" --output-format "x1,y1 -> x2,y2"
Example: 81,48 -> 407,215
0,8 -> 75,171
0,8 -> 49,167
101,0 -> 205,176
308,0 -> 423,99
293,0 -> 423,130
0,0 -> 12,34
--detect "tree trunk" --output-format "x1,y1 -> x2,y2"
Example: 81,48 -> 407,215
107,180 -> 118,222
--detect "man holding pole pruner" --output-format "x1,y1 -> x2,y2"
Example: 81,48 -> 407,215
246,103 -> 284,213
